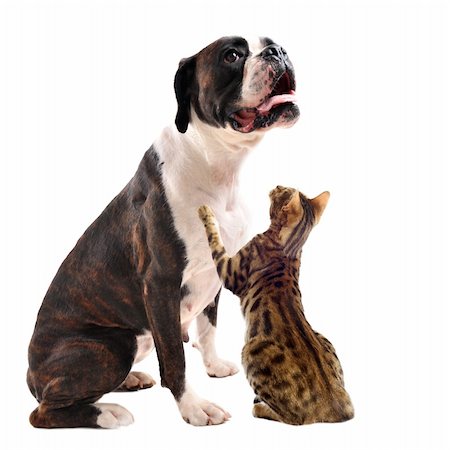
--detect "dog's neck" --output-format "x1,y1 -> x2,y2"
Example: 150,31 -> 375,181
157,113 -> 264,190
184,113 -> 263,184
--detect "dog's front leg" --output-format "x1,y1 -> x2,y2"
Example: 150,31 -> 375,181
143,279 -> 231,425
194,289 -> 239,378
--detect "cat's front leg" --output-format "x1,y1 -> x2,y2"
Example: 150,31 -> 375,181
193,290 -> 239,378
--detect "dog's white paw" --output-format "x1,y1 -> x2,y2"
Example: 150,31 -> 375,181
177,386 -> 231,426
193,340 -> 239,378
205,358 -> 239,378
96,403 -> 134,429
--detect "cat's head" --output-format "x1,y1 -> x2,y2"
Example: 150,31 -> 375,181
269,186 -> 330,255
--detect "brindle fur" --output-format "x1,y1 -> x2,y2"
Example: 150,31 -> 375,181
27,35 -> 300,429
27,147 -> 191,428
198,186 -> 354,425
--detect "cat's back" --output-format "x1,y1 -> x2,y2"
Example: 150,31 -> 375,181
240,263 -> 354,425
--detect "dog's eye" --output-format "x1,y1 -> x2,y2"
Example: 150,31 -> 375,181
224,49 -> 242,64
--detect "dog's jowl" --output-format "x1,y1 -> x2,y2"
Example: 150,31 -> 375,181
27,36 -> 300,428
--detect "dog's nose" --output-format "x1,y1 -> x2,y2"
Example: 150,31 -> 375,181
261,44 -> 288,61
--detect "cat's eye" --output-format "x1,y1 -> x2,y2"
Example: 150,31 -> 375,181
224,49 -> 242,64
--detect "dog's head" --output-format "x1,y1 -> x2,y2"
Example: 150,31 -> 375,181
174,36 -> 300,134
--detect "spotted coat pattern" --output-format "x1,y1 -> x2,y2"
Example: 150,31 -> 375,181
198,186 -> 354,425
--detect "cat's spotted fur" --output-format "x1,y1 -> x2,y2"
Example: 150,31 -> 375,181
198,186 -> 354,425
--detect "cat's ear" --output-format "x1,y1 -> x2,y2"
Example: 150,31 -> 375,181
282,192 -> 302,224
310,191 -> 330,224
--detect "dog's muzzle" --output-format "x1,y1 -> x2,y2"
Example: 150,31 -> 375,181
229,44 -> 300,133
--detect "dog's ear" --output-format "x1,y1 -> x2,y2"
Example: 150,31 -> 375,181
174,56 -> 197,133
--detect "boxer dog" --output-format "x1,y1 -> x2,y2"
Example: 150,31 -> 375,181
27,36 -> 299,428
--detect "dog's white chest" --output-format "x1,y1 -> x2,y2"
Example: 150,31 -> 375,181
179,204 -> 247,328
154,126 -> 249,330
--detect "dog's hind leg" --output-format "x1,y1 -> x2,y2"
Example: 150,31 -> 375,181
27,330 -> 135,429
29,402 -> 134,429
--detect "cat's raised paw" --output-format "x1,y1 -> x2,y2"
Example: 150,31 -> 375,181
198,205 -> 215,224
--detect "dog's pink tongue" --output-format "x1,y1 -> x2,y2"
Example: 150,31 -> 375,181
257,90 -> 297,113
233,90 -> 297,132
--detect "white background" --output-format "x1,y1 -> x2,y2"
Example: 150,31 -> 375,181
1,0 -> 449,449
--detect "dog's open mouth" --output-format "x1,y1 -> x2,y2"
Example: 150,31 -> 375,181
230,71 -> 298,133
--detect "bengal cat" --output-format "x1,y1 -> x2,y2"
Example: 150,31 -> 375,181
198,186 -> 354,425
